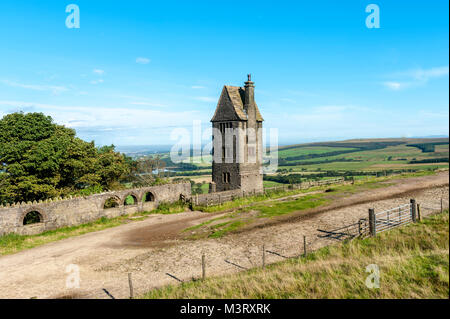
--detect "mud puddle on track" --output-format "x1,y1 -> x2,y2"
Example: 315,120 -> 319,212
110,211 -> 225,249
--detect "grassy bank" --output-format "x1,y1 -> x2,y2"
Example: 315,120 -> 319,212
143,210 -> 449,299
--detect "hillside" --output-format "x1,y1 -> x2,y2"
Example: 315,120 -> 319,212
142,210 -> 449,299
162,137 -> 449,192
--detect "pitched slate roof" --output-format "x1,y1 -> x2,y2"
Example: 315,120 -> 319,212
211,85 -> 263,122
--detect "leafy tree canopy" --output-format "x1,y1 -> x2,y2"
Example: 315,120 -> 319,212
0,112 -> 130,204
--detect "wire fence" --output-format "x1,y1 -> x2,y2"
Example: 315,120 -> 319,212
264,177 -> 346,193
193,177 -> 348,207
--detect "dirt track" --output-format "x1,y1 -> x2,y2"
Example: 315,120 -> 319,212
0,171 -> 448,299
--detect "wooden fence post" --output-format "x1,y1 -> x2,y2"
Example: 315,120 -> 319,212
410,199 -> 417,222
128,273 -> 134,299
303,236 -> 307,257
417,204 -> 422,221
202,253 -> 206,280
369,208 -> 376,237
262,244 -> 266,268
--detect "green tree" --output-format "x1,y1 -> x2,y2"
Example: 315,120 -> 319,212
0,112 -> 130,204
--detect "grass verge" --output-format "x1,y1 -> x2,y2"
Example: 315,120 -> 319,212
142,210 -> 449,299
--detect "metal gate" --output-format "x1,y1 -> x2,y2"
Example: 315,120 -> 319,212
370,202 -> 415,235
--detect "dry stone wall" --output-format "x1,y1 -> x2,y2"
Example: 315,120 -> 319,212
0,182 -> 191,236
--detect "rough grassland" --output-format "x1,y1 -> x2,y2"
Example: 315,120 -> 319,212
142,210 -> 449,299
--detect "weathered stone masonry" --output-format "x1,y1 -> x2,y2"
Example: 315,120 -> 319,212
0,182 -> 191,236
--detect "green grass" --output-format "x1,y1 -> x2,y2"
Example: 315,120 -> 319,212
263,180 -> 284,187
192,187 -> 312,213
252,194 -> 329,218
200,183 -> 210,194
278,146 -> 356,158
208,220 -> 249,238
142,210 -> 449,299
276,142 -> 449,173
140,201 -> 189,215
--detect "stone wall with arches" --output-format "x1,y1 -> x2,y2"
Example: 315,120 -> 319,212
0,182 -> 191,236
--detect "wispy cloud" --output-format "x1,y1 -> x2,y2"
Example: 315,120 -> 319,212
93,69 -> 105,75
191,85 -> 206,89
1,80 -> 68,94
404,66 -> 449,81
383,81 -> 409,91
0,100 -> 201,130
90,79 -> 104,85
383,66 -> 449,91
136,57 -> 151,64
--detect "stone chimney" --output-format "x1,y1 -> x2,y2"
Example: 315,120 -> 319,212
244,74 -> 256,124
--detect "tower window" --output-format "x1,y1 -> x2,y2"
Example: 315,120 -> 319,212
222,172 -> 231,183
219,122 -> 232,134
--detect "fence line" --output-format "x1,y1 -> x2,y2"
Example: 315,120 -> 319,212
264,177 -> 346,193
194,177 -> 348,207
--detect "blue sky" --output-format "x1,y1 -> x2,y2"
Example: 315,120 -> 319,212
0,0 -> 448,146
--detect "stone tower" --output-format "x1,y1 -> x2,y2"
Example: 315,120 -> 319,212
210,75 -> 264,193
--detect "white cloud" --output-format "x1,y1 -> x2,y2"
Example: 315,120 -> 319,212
408,66 -> 449,81
1,80 -> 68,94
136,57 -> 151,64
93,69 -> 105,75
191,85 -> 206,89
384,66 -> 449,91
383,81 -> 409,91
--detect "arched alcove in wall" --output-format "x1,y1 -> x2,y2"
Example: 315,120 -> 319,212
23,211 -> 43,225
124,194 -> 138,206
143,192 -> 155,202
103,196 -> 121,209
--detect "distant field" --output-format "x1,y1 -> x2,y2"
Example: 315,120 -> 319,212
275,139 -> 449,173
277,146 -> 356,158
